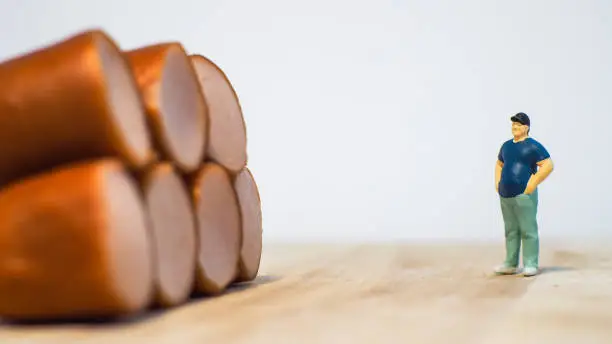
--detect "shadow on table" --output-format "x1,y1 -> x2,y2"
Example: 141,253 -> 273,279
0,274 -> 282,328
186,274 -> 282,302
220,274 -> 281,294
491,265 -> 577,278
538,266 -> 576,275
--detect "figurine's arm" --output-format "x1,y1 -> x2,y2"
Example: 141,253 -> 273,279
534,158 -> 554,183
528,158 -> 554,188
495,159 -> 503,191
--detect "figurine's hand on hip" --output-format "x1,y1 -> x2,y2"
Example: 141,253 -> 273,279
524,181 -> 536,195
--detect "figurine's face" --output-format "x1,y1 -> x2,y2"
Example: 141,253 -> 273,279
511,121 -> 528,137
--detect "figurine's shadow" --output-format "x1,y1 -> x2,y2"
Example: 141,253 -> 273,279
0,274 -> 282,328
537,266 -> 576,275
492,265 -> 576,278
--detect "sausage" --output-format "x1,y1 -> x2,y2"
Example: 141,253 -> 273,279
0,29 -> 154,188
138,163 -> 197,307
189,55 -> 247,174
233,167 -> 263,282
0,159 -> 154,320
125,43 -> 207,174
188,163 -> 241,294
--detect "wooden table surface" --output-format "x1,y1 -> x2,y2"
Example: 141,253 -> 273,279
1,240 -> 611,343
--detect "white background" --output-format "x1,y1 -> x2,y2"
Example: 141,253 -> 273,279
1,0 -> 610,242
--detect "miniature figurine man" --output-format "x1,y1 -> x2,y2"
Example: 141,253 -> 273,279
494,112 -> 554,277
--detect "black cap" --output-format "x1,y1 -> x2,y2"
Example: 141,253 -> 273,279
511,112 -> 530,126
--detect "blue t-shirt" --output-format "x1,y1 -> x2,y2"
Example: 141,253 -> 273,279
497,137 -> 550,198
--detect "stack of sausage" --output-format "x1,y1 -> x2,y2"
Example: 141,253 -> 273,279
0,29 -> 262,321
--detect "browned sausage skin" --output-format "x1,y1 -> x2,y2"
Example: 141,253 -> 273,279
0,30 -> 154,188
126,43 -> 207,173
0,159 -> 154,320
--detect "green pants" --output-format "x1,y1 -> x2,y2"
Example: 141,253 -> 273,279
499,189 -> 539,269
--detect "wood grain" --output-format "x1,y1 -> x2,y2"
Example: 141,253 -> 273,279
1,241 -> 611,343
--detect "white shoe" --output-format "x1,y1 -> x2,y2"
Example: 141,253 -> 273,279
494,265 -> 518,275
523,267 -> 538,277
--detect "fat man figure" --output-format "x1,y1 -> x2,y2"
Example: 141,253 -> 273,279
494,112 -> 554,277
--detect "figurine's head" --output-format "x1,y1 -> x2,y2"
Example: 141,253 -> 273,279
511,112 -> 530,138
